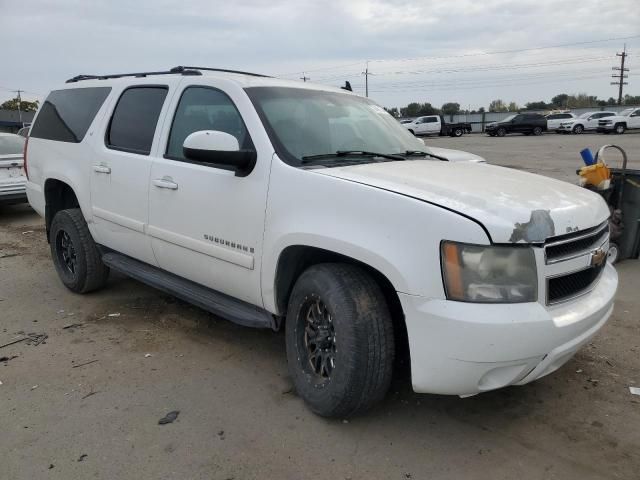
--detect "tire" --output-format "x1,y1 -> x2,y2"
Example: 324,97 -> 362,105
614,123 -> 626,135
50,208 -> 109,293
285,263 -> 394,418
532,126 -> 543,136
607,243 -> 620,264
496,127 -> 506,137
573,124 -> 584,134
453,127 -> 463,137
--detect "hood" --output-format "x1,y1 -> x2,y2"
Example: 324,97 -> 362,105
314,160 -> 609,243
427,147 -> 485,163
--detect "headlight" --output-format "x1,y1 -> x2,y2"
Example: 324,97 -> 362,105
441,241 -> 537,303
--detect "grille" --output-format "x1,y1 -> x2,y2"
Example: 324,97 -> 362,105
547,262 -> 606,304
545,223 -> 609,263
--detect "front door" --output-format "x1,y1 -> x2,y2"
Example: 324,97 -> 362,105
147,84 -> 270,306
90,83 -> 177,265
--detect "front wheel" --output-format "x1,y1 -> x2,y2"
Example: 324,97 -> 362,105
573,124 -> 584,134
532,126 -> 543,136
496,127 -> 506,137
285,264 -> 394,418
50,209 -> 109,293
453,127 -> 463,137
615,124 -> 626,135
607,243 -> 620,264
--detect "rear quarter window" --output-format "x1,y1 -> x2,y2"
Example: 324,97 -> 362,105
30,87 -> 111,143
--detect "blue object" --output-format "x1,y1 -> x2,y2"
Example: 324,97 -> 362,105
580,148 -> 595,166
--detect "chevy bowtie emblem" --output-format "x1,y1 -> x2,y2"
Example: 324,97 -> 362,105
590,248 -> 606,267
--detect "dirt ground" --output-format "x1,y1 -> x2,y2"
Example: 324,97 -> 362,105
1,132 -> 639,480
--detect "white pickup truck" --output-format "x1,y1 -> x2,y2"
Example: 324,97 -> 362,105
597,107 -> 640,134
25,67 -> 617,417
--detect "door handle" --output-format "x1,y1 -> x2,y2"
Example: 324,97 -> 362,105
153,177 -> 178,190
93,165 -> 111,174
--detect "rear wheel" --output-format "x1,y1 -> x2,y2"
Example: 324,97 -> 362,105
532,126 -> 543,136
453,127 -> 463,137
615,123 -> 626,135
50,209 -> 109,293
285,264 -> 394,418
496,127 -> 506,137
573,124 -> 584,134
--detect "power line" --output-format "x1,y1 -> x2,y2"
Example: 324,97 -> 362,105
275,34 -> 640,78
611,44 -> 629,104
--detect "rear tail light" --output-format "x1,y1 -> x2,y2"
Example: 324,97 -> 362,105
23,136 -> 29,179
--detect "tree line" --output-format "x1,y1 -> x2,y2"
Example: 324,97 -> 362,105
386,93 -> 640,117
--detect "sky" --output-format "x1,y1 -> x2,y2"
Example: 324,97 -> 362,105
1,0 -> 639,110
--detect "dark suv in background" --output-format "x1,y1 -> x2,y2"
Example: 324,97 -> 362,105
485,113 -> 547,137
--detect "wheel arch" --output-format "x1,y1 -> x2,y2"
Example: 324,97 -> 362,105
44,178 -> 81,241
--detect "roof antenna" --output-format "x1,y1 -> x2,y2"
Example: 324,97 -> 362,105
341,81 -> 352,92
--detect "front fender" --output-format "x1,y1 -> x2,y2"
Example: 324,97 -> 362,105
261,158 -> 490,313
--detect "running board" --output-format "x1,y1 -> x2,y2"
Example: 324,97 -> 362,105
101,252 -> 275,330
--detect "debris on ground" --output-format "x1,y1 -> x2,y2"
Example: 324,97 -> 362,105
0,250 -> 19,259
31,385 -> 38,390
217,430 -> 225,440
144,353 -> 152,358
0,336 -> 28,349
62,323 -> 83,330
78,454 -> 88,462
108,313 -> 121,318
158,410 -> 180,425
630,386 -> 640,395
0,355 -> 18,363
48,464 -> 54,470
82,391 -> 99,400
21,230 -> 34,235
72,359 -> 99,369
24,333 -> 48,346
0,380 -> 3,386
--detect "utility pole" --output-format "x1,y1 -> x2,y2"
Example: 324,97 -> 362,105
300,73 -> 310,82
13,89 -> 23,124
363,61 -> 370,97
611,44 -> 629,105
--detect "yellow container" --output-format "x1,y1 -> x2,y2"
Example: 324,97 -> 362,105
579,162 -> 610,188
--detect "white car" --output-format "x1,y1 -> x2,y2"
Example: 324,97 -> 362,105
0,132 -> 27,205
25,67 -> 616,417
557,111 -> 617,134
597,107 -> 640,134
545,112 -> 575,131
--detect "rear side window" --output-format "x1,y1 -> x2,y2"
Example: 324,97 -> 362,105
30,87 -> 111,143
106,87 -> 168,155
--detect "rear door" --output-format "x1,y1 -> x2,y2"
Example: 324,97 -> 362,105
90,81 -> 178,265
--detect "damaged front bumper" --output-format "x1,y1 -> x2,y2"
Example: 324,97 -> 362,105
399,263 -> 617,395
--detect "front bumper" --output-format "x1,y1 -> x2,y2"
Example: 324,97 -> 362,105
400,263 -> 617,395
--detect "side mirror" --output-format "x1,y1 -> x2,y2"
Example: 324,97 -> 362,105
183,130 -> 256,176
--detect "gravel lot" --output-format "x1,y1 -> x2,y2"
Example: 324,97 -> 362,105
1,132 -> 639,480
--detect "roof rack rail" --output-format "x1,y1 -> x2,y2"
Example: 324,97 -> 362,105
65,66 -> 270,83
175,66 -> 271,78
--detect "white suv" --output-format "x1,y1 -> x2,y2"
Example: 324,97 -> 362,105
557,111 -> 616,134
25,66 -> 617,417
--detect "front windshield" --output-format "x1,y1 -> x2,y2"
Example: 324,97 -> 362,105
620,108 -> 634,116
245,87 -> 426,165
501,115 -> 516,122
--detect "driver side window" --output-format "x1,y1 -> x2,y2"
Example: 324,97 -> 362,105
166,86 -> 249,160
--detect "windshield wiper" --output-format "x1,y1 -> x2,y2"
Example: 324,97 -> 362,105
400,150 -> 449,162
301,150 -> 405,164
